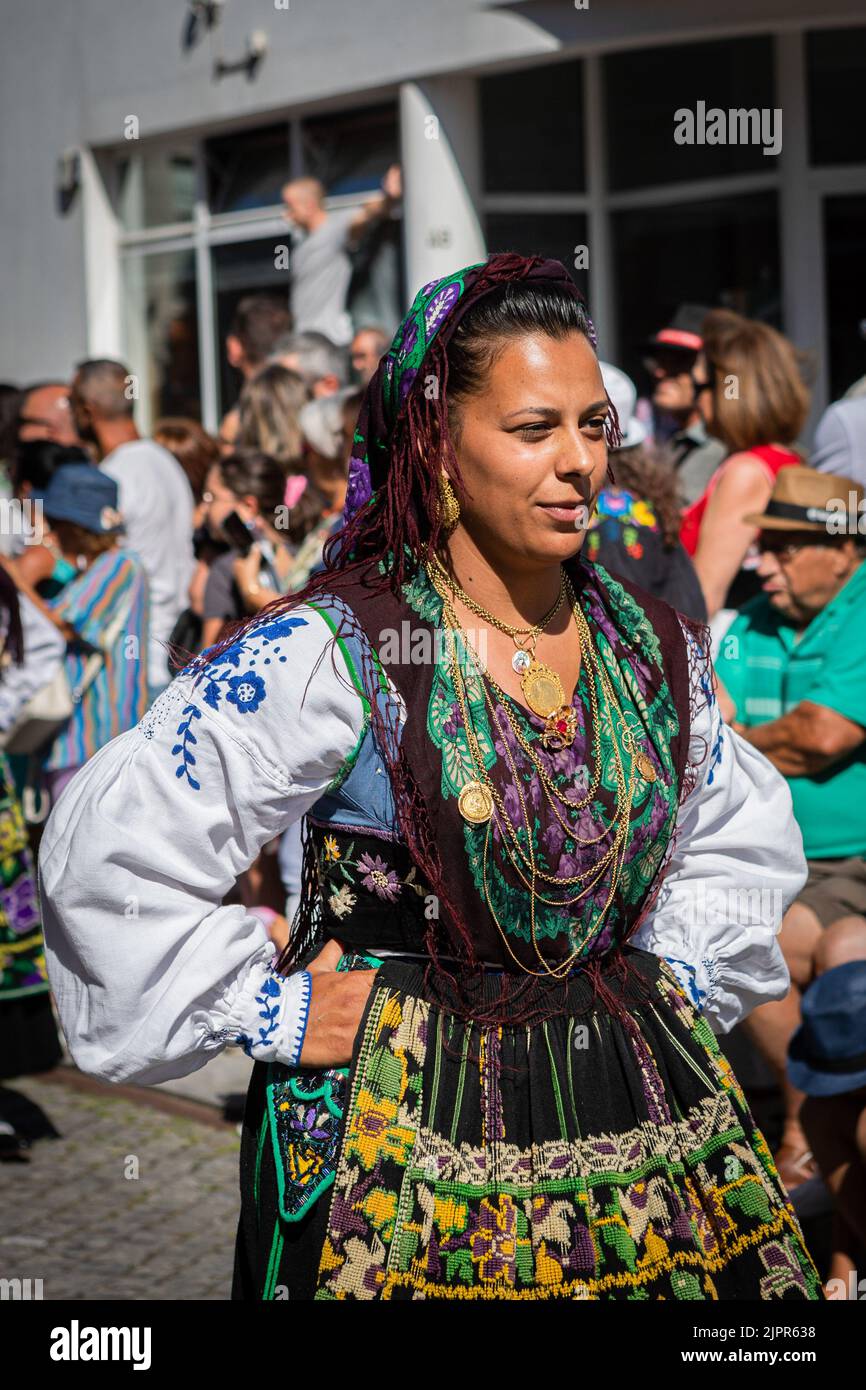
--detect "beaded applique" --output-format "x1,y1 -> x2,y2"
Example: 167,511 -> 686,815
267,1067 -> 349,1221
266,952 -> 382,1222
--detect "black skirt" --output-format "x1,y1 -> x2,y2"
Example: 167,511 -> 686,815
0,992 -> 63,1081
232,948 -> 823,1301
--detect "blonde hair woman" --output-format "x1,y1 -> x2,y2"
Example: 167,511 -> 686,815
236,364 -> 308,472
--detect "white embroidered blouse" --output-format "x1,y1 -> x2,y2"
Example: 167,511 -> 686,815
38,604 -> 806,1086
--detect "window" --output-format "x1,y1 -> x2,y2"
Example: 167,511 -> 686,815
481,61 -> 585,194
823,194 -> 866,400
604,37 -> 775,191
205,123 -> 290,215
807,28 -> 866,167
116,144 -> 197,230
485,213 -> 589,298
611,192 -> 781,389
301,103 -> 399,196
212,240 -> 292,416
112,102 -> 400,430
121,250 -> 200,424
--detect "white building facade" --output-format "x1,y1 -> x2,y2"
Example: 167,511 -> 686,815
2,0 -> 865,432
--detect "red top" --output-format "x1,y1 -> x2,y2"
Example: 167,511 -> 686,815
680,444 -> 801,557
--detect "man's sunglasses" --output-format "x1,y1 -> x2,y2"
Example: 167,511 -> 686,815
642,352 -> 697,379
758,531 -> 836,561
690,370 -> 714,393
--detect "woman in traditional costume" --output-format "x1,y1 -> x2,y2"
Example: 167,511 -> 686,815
40,255 -> 822,1300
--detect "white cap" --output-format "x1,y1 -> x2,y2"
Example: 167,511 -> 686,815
599,360 -> 647,450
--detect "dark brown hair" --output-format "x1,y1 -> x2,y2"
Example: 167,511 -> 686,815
608,444 -> 683,547
153,417 -> 220,504
50,519 -> 117,560
220,449 -> 326,547
229,297 -> 292,370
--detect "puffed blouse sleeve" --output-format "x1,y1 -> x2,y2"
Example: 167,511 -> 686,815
631,618 -> 807,1034
38,606 -> 366,1085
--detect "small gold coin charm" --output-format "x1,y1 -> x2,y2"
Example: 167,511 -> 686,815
520,660 -> 565,719
636,751 -> 657,782
458,780 -> 494,824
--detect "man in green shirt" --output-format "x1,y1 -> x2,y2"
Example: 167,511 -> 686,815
714,466 -> 866,1190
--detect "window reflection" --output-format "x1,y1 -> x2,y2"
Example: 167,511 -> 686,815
121,250 -> 200,428
212,240 -> 291,415
611,192 -> 780,389
605,37 -> 774,191
301,103 -> 398,196
824,194 -> 866,400
807,28 -> 866,167
116,146 -> 197,230
481,62 -> 585,194
205,124 -> 290,214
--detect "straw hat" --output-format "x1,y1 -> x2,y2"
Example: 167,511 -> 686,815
743,465 -> 865,531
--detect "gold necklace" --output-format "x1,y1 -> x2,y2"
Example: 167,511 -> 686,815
431,565 -> 650,840
439,583 -> 636,900
452,609 -> 635,873
427,552 -> 570,721
441,617 -> 637,977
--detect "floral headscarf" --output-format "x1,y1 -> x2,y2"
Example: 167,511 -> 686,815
343,253 -> 598,524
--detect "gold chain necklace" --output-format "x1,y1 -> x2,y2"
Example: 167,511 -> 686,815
433,580 -> 640,977
447,618 -> 636,977
432,568 -> 605,834
438,587 -> 635,875
427,551 -> 571,723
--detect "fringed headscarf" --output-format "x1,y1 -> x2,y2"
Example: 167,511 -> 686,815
342,252 -> 602,528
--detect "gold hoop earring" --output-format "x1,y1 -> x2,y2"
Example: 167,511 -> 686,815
438,474 -> 460,532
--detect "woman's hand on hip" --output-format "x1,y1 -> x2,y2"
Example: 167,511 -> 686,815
298,938 -> 379,1068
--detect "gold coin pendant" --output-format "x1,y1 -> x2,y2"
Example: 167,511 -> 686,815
520,661 -> 565,719
458,780 -> 494,824
636,751 -> 657,782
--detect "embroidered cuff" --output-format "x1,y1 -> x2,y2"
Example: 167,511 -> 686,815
285,970 -> 312,1066
663,955 -> 709,1013
225,962 -> 311,1065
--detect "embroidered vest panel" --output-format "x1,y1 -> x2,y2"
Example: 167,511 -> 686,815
303,559 -> 692,971
305,604 -> 433,952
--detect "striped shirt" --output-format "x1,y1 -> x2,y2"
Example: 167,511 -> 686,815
44,549 -> 150,772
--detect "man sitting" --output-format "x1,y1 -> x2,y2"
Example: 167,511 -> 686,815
714,466 -> 866,1190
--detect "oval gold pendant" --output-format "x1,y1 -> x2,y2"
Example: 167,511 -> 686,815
520,661 -> 565,719
636,751 -> 657,782
458,780 -> 494,824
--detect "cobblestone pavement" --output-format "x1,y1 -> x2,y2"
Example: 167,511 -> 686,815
0,1075 -> 240,1300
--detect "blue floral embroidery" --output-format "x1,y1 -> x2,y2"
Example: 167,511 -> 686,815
707,714 -> 724,786
237,975 -> 282,1057
225,671 -> 266,713
172,704 -> 203,789
665,956 -> 707,1011
690,630 -> 725,787
170,613 -> 309,788
290,971 -> 312,1066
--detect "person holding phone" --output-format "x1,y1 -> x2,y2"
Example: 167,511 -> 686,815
200,452 -> 323,649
